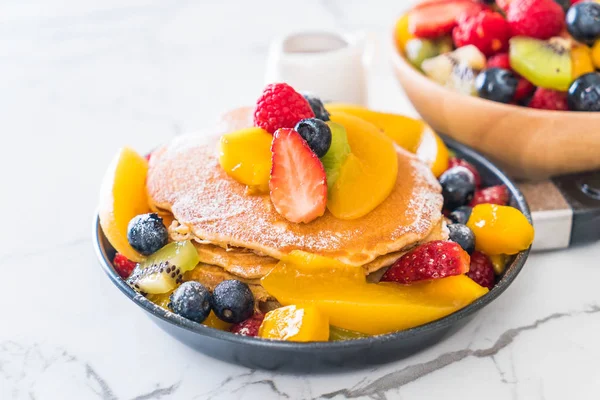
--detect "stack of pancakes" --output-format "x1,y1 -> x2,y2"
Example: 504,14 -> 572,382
146,108 -> 447,308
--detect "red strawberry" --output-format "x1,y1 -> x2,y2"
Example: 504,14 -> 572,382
409,0 -> 485,39
381,241 -> 471,284
253,83 -> 315,134
113,253 -> 137,278
528,88 -> 569,110
487,53 -> 511,70
231,313 -> 265,337
269,128 -> 327,223
470,185 -> 509,206
467,251 -> 495,289
453,10 -> 510,56
447,157 -> 482,187
513,78 -> 536,102
506,0 -> 565,40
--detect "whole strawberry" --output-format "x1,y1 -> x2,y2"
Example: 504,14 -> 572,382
470,185 -> 509,206
113,253 -> 137,278
381,241 -> 470,284
230,313 -> 265,337
506,0 -> 565,40
447,157 -> 482,187
467,251 -> 495,289
453,10 -> 510,56
254,83 -> 315,134
528,87 -> 569,110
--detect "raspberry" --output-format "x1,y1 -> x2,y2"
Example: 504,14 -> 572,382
230,313 -> 265,337
453,10 -> 510,56
448,157 -> 482,187
528,87 -> 569,110
113,253 -> 137,278
467,251 -> 495,289
381,241 -> 471,284
487,53 -> 511,70
253,83 -> 315,134
507,0 -> 565,40
470,185 -> 509,206
513,78 -> 536,102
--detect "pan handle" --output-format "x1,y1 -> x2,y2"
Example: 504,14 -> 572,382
520,171 -> 600,251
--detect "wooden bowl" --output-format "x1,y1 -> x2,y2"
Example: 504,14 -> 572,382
391,42 -> 600,180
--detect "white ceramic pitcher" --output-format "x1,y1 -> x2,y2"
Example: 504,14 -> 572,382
264,31 -> 370,105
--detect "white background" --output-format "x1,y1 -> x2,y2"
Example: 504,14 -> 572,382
1,1 -> 599,399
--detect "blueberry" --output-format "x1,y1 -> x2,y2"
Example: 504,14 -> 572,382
169,281 -> 212,323
567,73 -> 600,112
127,213 -> 168,255
475,68 -> 519,104
211,280 -> 254,323
566,3 -> 600,45
439,166 -> 476,211
302,94 -> 330,121
294,118 -> 332,157
448,206 -> 473,225
448,224 -> 476,255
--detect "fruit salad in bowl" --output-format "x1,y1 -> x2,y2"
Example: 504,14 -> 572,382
396,0 -> 600,111
95,83 -> 533,368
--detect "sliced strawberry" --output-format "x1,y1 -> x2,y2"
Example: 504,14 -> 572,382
269,128 -> 327,224
409,1 -> 485,38
381,241 -> 471,284
496,0 -> 513,12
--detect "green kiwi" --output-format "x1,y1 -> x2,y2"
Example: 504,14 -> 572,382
322,121 -> 351,190
405,39 -> 440,70
127,240 -> 199,294
509,37 -> 572,91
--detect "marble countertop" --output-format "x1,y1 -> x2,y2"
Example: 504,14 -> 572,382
3,0 -> 600,399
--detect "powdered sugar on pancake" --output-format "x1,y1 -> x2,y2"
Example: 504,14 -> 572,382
147,134 -> 443,267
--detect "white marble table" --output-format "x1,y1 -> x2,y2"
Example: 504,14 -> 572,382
2,1 -> 600,399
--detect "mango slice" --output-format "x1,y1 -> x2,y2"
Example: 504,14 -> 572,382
467,204 -> 534,255
259,305 -> 330,342
325,104 -> 449,177
261,262 -> 488,335
99,147 -> 150,262
218,127 -> 272,193
327,112 -> 398,220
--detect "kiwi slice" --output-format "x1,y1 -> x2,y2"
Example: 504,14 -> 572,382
405,39 -> 440,70
322,122 -> 351,190
509,37 -> 572,91
127,240 -> 200,294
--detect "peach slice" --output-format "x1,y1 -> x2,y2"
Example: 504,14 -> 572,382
325,104 -> 449,177
261,261 -> 488,335
99,147 -> 150,262
259,304 -> 330,342
327,112 -> 398,220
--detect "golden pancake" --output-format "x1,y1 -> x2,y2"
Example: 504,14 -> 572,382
167,217 -> 447,280
147,133 -> 443,266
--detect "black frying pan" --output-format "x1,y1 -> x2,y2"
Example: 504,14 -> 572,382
93,136 -> 531,372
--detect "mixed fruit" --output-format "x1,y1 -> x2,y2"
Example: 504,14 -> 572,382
99,82 -> 534,342
396,0 -> 600,111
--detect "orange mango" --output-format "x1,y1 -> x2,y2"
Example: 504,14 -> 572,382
99,147 -> 150,262
327,112 -> 398,220
259,305 -> 329,342
467,204 -> 534,255
261,262 -> 488,335
218,127 -> 272,193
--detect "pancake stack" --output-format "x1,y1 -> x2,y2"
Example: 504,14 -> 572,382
146,109 -> 447,308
